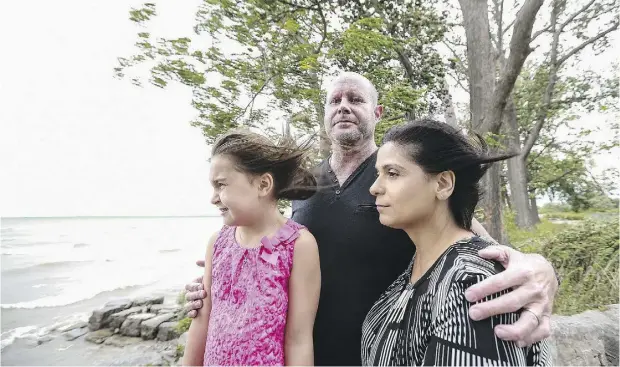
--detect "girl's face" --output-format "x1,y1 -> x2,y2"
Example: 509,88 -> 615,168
209,155 -> 264,227
369,142 -> 445,230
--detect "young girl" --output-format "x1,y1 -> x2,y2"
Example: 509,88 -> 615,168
183,130 -> 321,366
361,119 -> 551,366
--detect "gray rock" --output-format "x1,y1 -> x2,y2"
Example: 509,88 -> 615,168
131,295 -> 164,307
63,326 -> 88,341
141,313 -> 175,340
120,313 -> 156,337
108,306 -> 146,329
25,334 -> 53,346
58,321 -> 88,333
85,329 -> 114,344
157,321 -> 180,341
149,304 -> 181,315
178,332 -> 188,348
103,334 -> 143,347
88,303 -> 132,331
105,298 -> 132,309
551,304 -> 619,366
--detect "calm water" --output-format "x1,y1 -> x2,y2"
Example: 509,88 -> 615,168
1,216 -> 222,349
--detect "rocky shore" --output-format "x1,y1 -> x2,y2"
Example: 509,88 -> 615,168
2,294 -> 618,366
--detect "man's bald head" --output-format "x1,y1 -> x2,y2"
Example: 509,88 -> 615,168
326,72 -> 379,107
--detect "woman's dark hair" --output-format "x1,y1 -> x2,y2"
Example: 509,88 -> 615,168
211,129 -> 318,201
382,119 -> 519,230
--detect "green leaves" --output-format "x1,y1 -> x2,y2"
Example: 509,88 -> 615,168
116,0 -> 448,155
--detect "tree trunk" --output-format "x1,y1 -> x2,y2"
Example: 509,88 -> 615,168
530,195 -> 540,223
504,97 -> 537,228
442,78 -> 459,128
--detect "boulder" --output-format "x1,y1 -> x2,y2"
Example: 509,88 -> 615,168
58,321 -> 88,333
85,329 -> 114,344
108,306 -> 146,329
131,295 -> 164,307
63,326 -> 88,341
88,303 -> 132,331
157,321 -> 180,341
105,298 -> 132,309
551,304 -> 619,366
141,313 -> 175,340
120,313 -> 156,337
103,334 -> 143,347
178,332 -> 188,348
149,304 -> 181,315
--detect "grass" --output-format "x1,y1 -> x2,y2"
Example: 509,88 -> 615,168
176,317 -> 191,334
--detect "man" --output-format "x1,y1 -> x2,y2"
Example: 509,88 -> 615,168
185,72 -> 558,365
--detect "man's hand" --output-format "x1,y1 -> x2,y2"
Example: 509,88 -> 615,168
464,245 -> 558,347
184,260 -> 207,318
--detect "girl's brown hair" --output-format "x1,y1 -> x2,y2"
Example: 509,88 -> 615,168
211,129 -> 318,201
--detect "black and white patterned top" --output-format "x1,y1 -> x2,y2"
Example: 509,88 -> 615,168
361,236 -> 551,366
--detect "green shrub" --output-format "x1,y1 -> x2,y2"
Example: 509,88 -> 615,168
177,290 -> 187,306
541,219 -> 619,315
176,316 -> 191,334
504,211 -> 567,252
543,211 -> 587,221
176,344 -> 185,359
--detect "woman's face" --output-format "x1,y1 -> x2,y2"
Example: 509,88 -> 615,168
369,142 -> 442,229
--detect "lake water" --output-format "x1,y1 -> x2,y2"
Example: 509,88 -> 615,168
1,216 -> 223,350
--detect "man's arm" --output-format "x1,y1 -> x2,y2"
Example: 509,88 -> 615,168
284,230 -> 321,366
182,232 -> 217,366
466,219 -> 558,347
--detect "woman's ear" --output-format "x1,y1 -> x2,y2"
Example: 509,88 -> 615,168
436,170 -> 455,201
257,173 -> 275,197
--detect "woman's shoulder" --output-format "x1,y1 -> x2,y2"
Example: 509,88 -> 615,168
442,236 -> 506,283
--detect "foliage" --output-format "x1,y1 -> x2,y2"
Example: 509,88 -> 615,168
176,316 -> 192,334
176,344 -> 185,359
541,219 -> 619,315
504,211 -> 567,252
176,290 -> 186,306
542,211 -> 586,221
116,1 -> 449,152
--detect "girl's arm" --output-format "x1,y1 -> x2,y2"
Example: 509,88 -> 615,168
284,229 -> 321,366
182,232 -> 218,366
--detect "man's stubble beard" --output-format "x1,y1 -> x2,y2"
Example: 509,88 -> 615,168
330,123 -> 373,150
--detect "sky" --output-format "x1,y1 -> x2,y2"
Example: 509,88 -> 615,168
0,0 -> 617,217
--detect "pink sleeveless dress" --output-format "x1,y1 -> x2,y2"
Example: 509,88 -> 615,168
203,219 -> 305,366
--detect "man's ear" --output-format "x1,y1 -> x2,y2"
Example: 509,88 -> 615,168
436,171 -> 456,201
257,173 -> 275,197
375,105 -> 384,120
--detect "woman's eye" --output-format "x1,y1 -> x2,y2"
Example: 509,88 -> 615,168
387,170 -> 399,177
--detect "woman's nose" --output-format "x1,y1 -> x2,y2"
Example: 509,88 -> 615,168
369,177 -> 382,196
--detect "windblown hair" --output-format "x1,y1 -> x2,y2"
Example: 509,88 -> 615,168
382,119 -> 518,229
211,129 -> 318,201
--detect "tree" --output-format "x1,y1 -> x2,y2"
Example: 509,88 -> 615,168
505,0 -> 618,227
115,0 -> 448,157
457,0 -> 545,242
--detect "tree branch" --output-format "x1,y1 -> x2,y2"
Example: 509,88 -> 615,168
557,20 -> 619,66
233,75 -> 275,124
558,0 -> 596,32
531,23 -> 553,40
526,135 -> 557,164
521,0 -> 561,158
314,0 -> 328,54
481,0 -> 544,133
275,0 -> 318,10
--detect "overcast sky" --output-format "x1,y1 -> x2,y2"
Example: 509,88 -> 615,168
1,0 -> 616,217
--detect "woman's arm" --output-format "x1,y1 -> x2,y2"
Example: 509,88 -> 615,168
182,232 -> 218,366
284,230 -> 321,366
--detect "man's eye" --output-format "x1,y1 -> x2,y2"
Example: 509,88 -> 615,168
330,98 -> 340,104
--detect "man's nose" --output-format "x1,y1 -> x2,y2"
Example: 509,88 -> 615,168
338,100 -> 351,114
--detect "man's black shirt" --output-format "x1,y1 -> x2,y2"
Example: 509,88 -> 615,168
292,152 -> 414,366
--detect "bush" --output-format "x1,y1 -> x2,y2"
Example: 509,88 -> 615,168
544,211 -> 587,221
504,211 -> 567,252
541,219 -> 619,315
176,316 -> 191,334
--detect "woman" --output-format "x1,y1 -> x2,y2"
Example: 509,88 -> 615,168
361,119 -> 551,366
